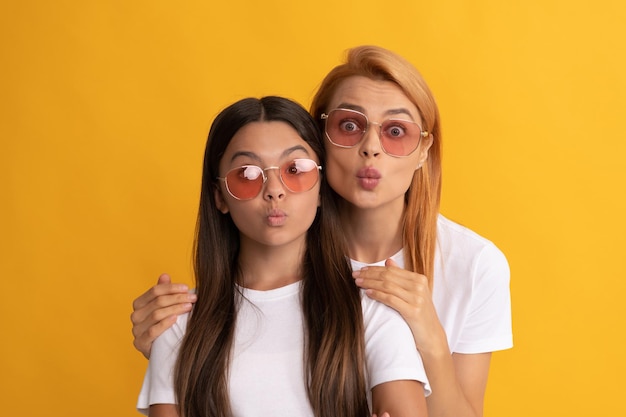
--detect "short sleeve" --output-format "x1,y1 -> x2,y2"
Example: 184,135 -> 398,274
136,313 -> 188,415
362,295 -> 431,396
454,243 -> 513,353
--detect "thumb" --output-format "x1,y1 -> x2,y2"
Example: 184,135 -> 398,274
385,258 -> 399,268
157,273 -> 172,285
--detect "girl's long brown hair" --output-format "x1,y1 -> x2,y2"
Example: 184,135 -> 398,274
174,96 -> 369,417
310,45 -> 442,287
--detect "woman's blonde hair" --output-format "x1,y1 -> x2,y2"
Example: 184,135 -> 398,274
311,45 -> 442,287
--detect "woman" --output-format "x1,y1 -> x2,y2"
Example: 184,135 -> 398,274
137,96 -> 428,417
133,46 -> 512,417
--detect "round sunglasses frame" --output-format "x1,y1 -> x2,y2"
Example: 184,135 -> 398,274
216,158 -> 322,200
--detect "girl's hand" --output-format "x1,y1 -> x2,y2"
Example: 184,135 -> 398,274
130,273 -> 196,358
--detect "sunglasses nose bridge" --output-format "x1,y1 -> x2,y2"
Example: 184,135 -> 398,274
359,118 -> 385,156
367,119 -> 385,139
261,166 -> 287,196
262,166 -> 281,182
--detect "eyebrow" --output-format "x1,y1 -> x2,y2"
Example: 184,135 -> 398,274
336,102 -> 416,121
229,145 -> 312,164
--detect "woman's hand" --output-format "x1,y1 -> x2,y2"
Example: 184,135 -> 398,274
355,259 -> 492,417
352,258 -> 446,354
130,273 -> 197,358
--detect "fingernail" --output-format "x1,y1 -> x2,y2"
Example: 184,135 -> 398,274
352,270 -> 361,278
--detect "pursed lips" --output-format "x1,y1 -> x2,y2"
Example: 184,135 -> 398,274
356,167 -> 381,190
266,208 -> 287,226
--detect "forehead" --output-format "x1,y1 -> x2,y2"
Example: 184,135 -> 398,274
222,121 -> 317,164
328,76 -> 422,122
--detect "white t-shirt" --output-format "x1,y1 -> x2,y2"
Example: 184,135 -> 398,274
352,214 -> 513,354
137,281 -> 428,416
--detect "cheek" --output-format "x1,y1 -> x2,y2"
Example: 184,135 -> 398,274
288,186 -> 323,233
325,151 -> 354,192
393,160 -> 420,188
301,187 -> 322,220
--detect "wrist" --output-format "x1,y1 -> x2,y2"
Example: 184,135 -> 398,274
416,326 -> 450,360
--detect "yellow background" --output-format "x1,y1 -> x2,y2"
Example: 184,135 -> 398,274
1,1 -> 624,416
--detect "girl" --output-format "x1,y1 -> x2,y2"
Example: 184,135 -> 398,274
136,96 -> 429,417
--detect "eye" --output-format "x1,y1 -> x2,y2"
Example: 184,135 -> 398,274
240,166 -> 263,180
284,161 -> 304,176
383,122 -> 408,138
284,159 -> 316,176
339,119 -> 362,134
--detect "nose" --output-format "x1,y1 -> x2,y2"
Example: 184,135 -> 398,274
263,168 -> 286,200
359,124 -> 382,158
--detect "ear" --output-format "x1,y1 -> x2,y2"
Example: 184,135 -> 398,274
214,186 -> 230,214
416,133 -> 434,170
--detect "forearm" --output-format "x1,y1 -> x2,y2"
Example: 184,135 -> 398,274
422,350 -> 479,417
419,325 -> 486,417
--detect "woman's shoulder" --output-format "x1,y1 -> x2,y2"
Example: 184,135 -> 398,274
437,214 -> 506,259
434,215 -> 513,353
437,214 -> 495,245
435,214 -> 509,283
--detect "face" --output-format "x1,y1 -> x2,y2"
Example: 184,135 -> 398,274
214,121 -> 321,250
323,76 -> 433,211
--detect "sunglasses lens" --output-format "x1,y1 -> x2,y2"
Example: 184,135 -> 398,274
379,120 -> 421,156
325,109 -> 366,147
280,159 -> 320,193
225,165 -> 264,200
